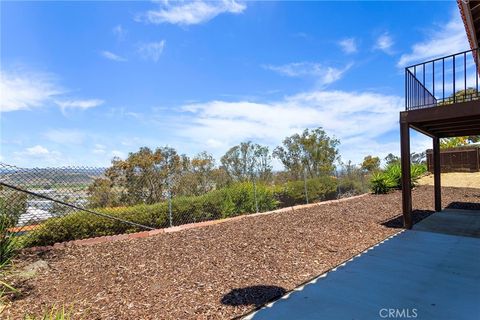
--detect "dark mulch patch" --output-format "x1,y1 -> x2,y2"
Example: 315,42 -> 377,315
4,186 -> 480,319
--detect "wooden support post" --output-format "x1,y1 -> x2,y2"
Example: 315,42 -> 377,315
433,136 -> 442,212
400,119 -> 412,229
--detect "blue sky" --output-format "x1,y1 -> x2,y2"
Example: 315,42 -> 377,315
0,1 -> 470,168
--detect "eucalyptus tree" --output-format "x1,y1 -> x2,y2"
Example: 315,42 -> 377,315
273,128 -> 340,180
221,141 -> 272,212
274,128 -> 339,204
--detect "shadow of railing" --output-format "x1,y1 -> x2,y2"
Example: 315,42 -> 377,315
221,285 -> 286,308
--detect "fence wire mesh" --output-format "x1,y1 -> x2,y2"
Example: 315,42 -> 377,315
0,162 -> 369,249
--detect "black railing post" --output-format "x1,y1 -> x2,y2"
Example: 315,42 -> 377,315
443,58 -> 445,103
453,55 -> 456,103
464,51 -> 467,101
423,63 -> 426,106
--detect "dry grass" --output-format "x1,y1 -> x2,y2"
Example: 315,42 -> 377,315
418,172 -> 480,188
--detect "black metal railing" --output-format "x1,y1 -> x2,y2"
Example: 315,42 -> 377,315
405,48 -> 480,110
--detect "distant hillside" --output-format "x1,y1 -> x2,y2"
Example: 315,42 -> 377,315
0,167 -> 106,189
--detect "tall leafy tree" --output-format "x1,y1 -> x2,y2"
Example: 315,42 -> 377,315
384,153 -> 400,166
273,128 -> 339,179
440,136 -> 480,149
220,142 -> 272,182
177,151 -> 218,196
102,146 -> 187,205
361,155 -> 380,173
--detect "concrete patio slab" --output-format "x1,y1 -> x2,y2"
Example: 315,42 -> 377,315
246,210 -> 480,320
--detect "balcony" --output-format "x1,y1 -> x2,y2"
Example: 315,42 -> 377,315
400,48 -> 480,230
405,48 -> 480,110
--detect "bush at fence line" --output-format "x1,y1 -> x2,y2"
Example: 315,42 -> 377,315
273,176 -> 337,207
369,163 -> 427,194
0,191 -> 28,264
337,175 -> 368,197
23,182 -> 279,247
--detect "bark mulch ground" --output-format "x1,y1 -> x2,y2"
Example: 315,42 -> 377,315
4,186 -> 480,319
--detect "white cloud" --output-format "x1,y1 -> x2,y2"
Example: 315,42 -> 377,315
374,32 -> 394,54
263,62 -> 352,86
0,70 -> 63,112
398,12 -> 469,67
93,144 -> 106,154
112,25 -> 126,41
0,68 -> 104,114
101,50 -> 127,62
139,0 -> 246,26
44,129 -> 86,145
338,38 -> 357,54
25,145 -> 50,156
13,145 -> 63,165
138,41 -> 166,62
178,89 -> 404,163
55,99 -> 104,112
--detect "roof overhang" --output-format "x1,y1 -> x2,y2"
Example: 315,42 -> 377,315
459,0 -> 480,49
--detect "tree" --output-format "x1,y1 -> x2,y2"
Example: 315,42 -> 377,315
384,153 -> 400,166
273,128 -> 339,180
87,178 -> 119,208
177,151 -> 218,196
440,136 -> 480,149
220,142 -> 272,182
99,146 -> 187,206
411,151 -> 426,164
361,155 -> 380,173
221,142 -> 272,213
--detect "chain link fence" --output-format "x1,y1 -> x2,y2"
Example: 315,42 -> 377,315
0,162 -> 370,250
0,163 -> 156,251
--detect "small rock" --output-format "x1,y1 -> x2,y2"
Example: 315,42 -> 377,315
17,260 -> 50,279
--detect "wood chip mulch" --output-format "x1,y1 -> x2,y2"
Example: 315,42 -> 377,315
4,185 -> 480,319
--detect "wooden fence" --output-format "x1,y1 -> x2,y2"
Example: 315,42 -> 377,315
426,146 -> 480,173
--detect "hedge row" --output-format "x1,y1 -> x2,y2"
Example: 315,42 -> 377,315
24,177 -> 343,247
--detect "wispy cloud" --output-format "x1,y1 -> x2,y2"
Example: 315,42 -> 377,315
373,32 -> 394,54
101,50 -> 127,62
55,99 -> 104,113
398,12 -> 468,67
178,89 -> 403,163
338,38 -> 357,54
263,62 -> 352,86
93,144 -> 106,154
138,0 -> 246,26
112,24 -> 126,41
0,70 -> 63,112
138,41 -> 166,62
0,68 -> 104,114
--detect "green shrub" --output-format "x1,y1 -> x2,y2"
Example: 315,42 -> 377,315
369,163 -> 428,194
24,182 -> 279,247
274,176 -> 337,207
370,172 -> 396,194
337,176 -> 368,196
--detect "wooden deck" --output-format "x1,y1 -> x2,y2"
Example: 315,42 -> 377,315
245,209 -> 480,320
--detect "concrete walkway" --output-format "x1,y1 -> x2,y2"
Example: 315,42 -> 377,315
246,209 -> 480,320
